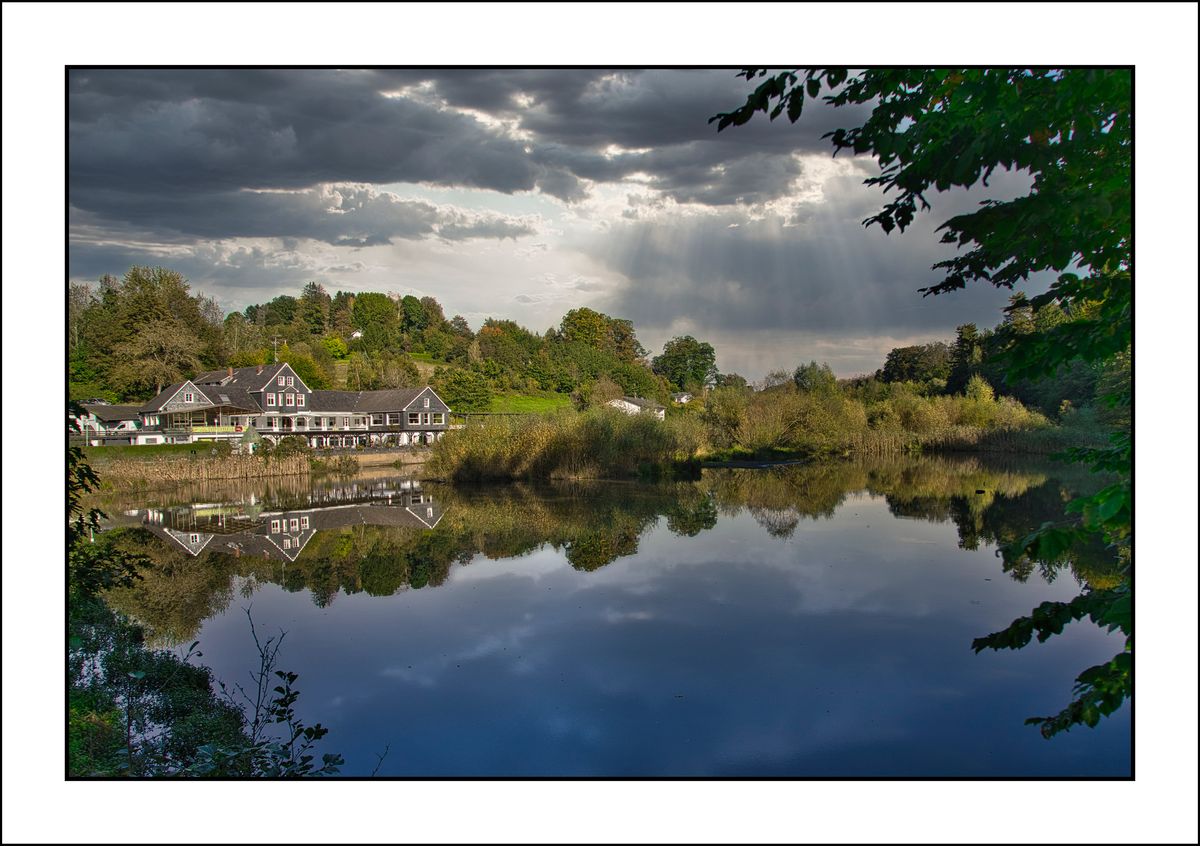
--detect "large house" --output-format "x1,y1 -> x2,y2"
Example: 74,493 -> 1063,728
606,396 -> 666,421
107,363 -> 451,448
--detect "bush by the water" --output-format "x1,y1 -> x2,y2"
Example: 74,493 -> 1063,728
705,375 -> 1054,459
429,407 -> 703,481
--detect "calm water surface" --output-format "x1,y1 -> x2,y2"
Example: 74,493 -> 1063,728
95,456 -> 1130,776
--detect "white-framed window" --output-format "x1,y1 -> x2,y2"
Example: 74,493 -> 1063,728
423,397 -> 430,408
190,533 -> 200,544
283,537 -> 291,550
343,416 -> 350,428
290,518 -> 299,531
353,416 -> 365,427
408,412 -> 420,425
277,375 -> 286,386
266,393 -> 276,406
431,412 -> 444,425
427,507 -> 434,519
267,417 -> 277,429
285,394 -> 295,407
287,376 -> 294,387
372,413 -> 385,426
296,394 -> 305,407
300,516 -> 309,529
271,520 -> 280,533
421,412 -> 430,425
184,392 -> 194,403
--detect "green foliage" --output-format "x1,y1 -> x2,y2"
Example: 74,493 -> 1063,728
351,292 -> 399,350
322,335 -> 349,360
652,335 -> 718,392
433,367 -> 493,412
880,342 -> 952,384
792,361 -> 838,395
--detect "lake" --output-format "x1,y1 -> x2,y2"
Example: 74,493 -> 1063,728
93,455 -> 1131,777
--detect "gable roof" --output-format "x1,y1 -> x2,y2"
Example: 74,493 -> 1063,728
139,381 -> 213,413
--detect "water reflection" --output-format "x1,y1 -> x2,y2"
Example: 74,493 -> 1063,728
97,457 -> 1119,648
89,456 -> 1129,776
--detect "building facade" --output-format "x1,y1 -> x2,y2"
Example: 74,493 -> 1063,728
130,363 -> 451,447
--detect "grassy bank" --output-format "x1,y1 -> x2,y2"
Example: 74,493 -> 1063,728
487,393 -> 574,413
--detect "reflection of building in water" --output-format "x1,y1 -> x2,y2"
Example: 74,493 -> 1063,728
129,480 -> 445,562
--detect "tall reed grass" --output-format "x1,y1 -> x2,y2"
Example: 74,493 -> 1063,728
428,408 -> 703,481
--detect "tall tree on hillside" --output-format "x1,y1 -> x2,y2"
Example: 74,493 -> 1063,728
298,282 -> 331,336
419,296 -> 446,328
652,336 -> 718,391
330,291 -> 356,335
352,292 -> 399,350
111,318 -> 204,396
400,295 -> 427,333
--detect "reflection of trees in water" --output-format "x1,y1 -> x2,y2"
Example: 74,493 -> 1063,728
103,457 -> 1116,647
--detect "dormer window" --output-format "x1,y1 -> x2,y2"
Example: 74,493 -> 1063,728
277,375 -> 286,386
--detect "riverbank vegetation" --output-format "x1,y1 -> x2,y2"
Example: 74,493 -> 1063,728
428,365 -> 1115,481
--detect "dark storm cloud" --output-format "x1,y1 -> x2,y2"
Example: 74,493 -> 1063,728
69,68 -> 874,242
70,184 -> 535,247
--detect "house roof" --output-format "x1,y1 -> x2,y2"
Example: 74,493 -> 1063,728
614,396 -> 666,410
208,385 -> 263,412
82,403 -> 143,422
353,388 -> 428,414
139,381 -> 214,413
307,390 -> 362,412
193,363 -> 289,392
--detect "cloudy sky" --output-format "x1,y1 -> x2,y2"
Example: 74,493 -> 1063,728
69,68 -> 1044,378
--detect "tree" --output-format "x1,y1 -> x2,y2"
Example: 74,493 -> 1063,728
880,342 -> 952,385
651,336 -> 718,392
297,282 -> 331,336
792,361 -> 838,395
714,372 -> 749,390
351,292 -> 399,351
111,318 -> 204,396
433,368 -> 492,412
400,295 -> 426,333
947,324 -> 984,394
716,67 -> 1132,737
